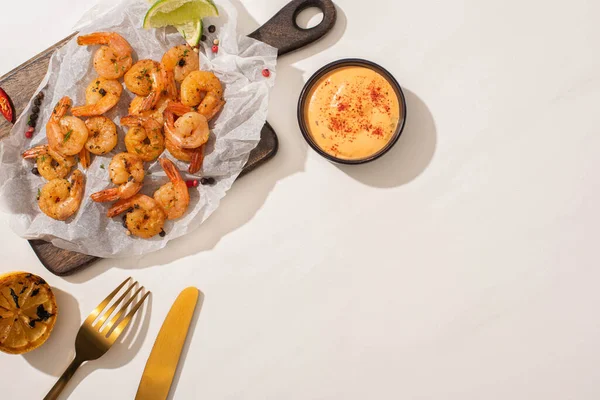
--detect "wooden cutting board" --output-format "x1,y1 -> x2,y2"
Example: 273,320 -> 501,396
0,0 -> 336,275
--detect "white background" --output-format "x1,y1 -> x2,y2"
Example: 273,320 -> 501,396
2,0 -> 600,399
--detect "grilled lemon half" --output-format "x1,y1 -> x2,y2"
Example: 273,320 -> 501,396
0,272 -> 57,354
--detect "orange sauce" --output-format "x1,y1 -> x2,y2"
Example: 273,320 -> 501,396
305,66 -> 401,160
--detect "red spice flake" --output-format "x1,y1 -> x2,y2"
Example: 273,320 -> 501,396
337,102 -> 349,112
372,127 -> 384,137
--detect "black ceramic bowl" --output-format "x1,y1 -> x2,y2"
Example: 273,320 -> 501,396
297,58 -> 407,165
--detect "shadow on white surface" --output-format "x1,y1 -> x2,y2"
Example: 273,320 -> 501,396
337,89 -> 437,188
166,290 -> 205,400
63,1 -> 347,281
23,288 -> 81,376
39,292 -> 152,399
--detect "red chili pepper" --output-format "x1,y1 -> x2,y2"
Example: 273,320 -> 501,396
0,88 -> 14,123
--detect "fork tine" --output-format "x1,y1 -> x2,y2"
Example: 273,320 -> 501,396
84,277 -> 132,326
101,286 -> 144,335
107,291 -> 151,342
94,281 -> 137,330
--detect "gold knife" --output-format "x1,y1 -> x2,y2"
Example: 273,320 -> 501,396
135,287 -> 200,400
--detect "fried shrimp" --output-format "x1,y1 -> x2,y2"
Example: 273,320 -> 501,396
153,158 -> 190,220
121,115 -> 165,162
161,45 -> 199,83
46,97 -> 89,156
77,32 -> 133,79
84,116 -> 118,155
180,71 -> 225,119
22,145 -> 76,181
38,170 -> 85,221
71,78 -> 123,117
90,153 -> 144,202
107,194 -> 166,238
163,108 -> 209,149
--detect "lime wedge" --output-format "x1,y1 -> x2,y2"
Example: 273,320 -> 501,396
176,19 -> 202,47
143,0 -> 218,29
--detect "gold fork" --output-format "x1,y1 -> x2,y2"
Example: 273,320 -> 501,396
43,277 -> 150,400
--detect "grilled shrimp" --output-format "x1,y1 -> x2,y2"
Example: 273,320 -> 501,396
164,139 -> 205,174
153,158 -> 190,220
121,115 -> 165,162
124,60 -> 158,96
107,194 -> 166,238
71,78 -> 123,117
163,108 -> 209,149
128,96 -> 170,126
77,32 -> 133,79
85,116 -> 118,155
161,45 -> 199,83
180,71 -> 225,119
90,153 -> 144,202
38,170 -> 85,221
46,97 -> 89,156
22,145 -> 76,181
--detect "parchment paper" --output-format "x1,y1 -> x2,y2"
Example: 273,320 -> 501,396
0,0 -> 277,258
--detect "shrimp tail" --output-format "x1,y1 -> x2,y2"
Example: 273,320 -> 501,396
166,102 -> 193,116
91,181 -> 143,203
139,90 -> 161,112
91,188 -> 121,203
159,158 -> 183,182
77,32 -> 132,55
163,70 -> 178,100
77,32 -> 111,46
22,145 -> 48,159
79,148 -> 91,169
72,99 -> 116,117
188,145 -> 205,174
120,115 -> 144,127
50,97 -> 72,122
106,198 -> 134,218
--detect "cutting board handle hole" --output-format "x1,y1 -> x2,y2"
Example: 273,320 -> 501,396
295,6 -> 324,30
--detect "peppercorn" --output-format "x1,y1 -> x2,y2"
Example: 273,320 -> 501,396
31,167 -> 39,176
159,230 -> 166,237
25,130 -> 33,139
185,179 -> 198,188
178,59 -> 186,67
27,118 -> 36,128
37,92 -> 44,100
262,68 -> 270,78
31,112 -> 39,121
213,39 -> 219,45
201,35 -> 207,42
32,105 -> 40,114
200,177 -> 215,185
208,25 -> 216,33
99,88 -> 107,96
211,45 -> 219,53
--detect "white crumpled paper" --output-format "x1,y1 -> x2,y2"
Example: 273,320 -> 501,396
0,0 -> 277,258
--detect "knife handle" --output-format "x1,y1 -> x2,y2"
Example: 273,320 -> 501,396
43,356 -> 84,400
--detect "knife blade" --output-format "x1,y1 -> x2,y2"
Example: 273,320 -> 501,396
135,287 -> 200,400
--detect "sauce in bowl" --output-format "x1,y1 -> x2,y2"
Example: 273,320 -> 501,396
301,62 -> 405,163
